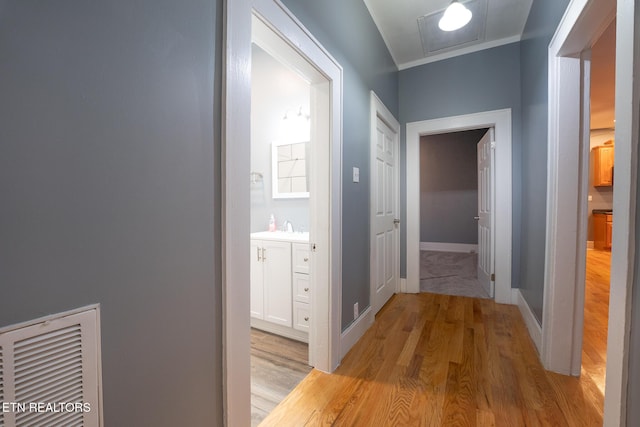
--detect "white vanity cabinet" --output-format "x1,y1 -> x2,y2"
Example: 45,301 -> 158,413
250,232 -> 310,342
250,239 -> 292,326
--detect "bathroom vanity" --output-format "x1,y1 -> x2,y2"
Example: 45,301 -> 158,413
250,231 -> 310,342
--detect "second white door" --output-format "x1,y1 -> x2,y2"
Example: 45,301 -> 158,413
372,114 -> 399,314
477,129 -> 494,297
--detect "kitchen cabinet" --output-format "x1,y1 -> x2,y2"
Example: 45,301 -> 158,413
593,212 -> 612,250
592,141 -> 614,187
250,232 -> 310,342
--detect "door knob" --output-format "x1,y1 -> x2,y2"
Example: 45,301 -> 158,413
474,216 -> 480,220
393,218 -> 400,225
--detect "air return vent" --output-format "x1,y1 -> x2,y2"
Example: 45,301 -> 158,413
0,307 -> 102,427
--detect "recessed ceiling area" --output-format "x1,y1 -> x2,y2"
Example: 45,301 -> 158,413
363,0 -> 534,70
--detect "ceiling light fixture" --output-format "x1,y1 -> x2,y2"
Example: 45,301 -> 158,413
438,0 -> 472,32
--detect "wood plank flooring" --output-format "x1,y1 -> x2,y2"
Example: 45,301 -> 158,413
261,293 -> 604,426
582,249 -> 611,398
251,329 -> 311,427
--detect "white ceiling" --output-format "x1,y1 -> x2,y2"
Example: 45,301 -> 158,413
363,0 -> 534,70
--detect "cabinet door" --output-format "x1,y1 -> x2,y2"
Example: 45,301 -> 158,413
605,216 -> 613,249
250,239 -> 264,319
292,243 -> 310,274
263,240 -> 292,327
593,145 -> 614,186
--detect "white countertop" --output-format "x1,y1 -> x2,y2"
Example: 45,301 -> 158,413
250,231 -> 310,243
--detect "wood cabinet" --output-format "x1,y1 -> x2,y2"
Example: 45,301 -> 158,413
593,213 -> 613,250
250,234 -> 310,342
592,141 -> 614,187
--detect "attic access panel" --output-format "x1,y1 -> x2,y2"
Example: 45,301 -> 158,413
418,0 -> 488,56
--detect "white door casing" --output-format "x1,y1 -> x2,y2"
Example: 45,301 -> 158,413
406,109 -> 512,304
224,1 -> 343,426
370,92 -> 400,315
476,129 -> 494,298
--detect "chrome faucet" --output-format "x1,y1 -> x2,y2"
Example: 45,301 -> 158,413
282,220 -> 294,232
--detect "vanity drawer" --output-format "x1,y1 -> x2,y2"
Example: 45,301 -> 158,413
292,243 -> 310,274
294,273 -> 310,303
293,301 -> 310,332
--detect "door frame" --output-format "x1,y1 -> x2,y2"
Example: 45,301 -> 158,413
406,109 -> 512,304
543,0 -> 638,424
223,0 -> 343,425
369,91 -> 401,315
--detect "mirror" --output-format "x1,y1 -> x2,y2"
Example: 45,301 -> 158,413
272,141 -> 309,198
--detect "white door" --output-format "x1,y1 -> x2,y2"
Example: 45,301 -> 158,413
477,129 -> 494,297
372,115 -> 398,314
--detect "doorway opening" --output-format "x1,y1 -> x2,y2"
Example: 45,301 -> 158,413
581,17 -> 616,403
417,128 -> 493,299
542,0 -> 638,424
249,35 -> 313,425
406,109 -> 512,305
224,1 -> 344,425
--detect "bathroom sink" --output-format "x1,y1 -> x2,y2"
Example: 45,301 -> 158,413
250,230 -> 310,242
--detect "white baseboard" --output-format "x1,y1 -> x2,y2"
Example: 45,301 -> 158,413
587,240 -> 594,249
513,289 -> 542,354
250,318 -> 308,343
400,278 -> 407,293
420,242 -> 478,253
340,306 -> 374,359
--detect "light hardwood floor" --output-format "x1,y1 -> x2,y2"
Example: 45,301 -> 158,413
251,329 -> 311,426
261,293 -> 603,426
582,249 -> 611,397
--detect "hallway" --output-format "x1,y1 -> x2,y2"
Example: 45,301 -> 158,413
582,249 -> 611,401
261,293 -> 602,426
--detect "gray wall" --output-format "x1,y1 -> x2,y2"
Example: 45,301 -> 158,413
281,0 -> 398,330
519,0 -> 571,322
399,42 -> 522,282
420,130 -> 487,244
0,1 -> 223,426
251,45 -> 310,233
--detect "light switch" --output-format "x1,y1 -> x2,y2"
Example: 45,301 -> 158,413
353,167 -> 360,183
588,195 -> 593,202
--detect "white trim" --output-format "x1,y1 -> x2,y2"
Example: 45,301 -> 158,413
419,242 -> 478,253
513,289 -> 542,354
369,91 -> 401,314
606,1 -> 639,424
340,307 -> 374,359
400,278 -> 407,293
406,109 -> 512,304
224,0 -> 343,425
544,0 -> 636,425
587,240 -> 594,249
398,35 -> 522,71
